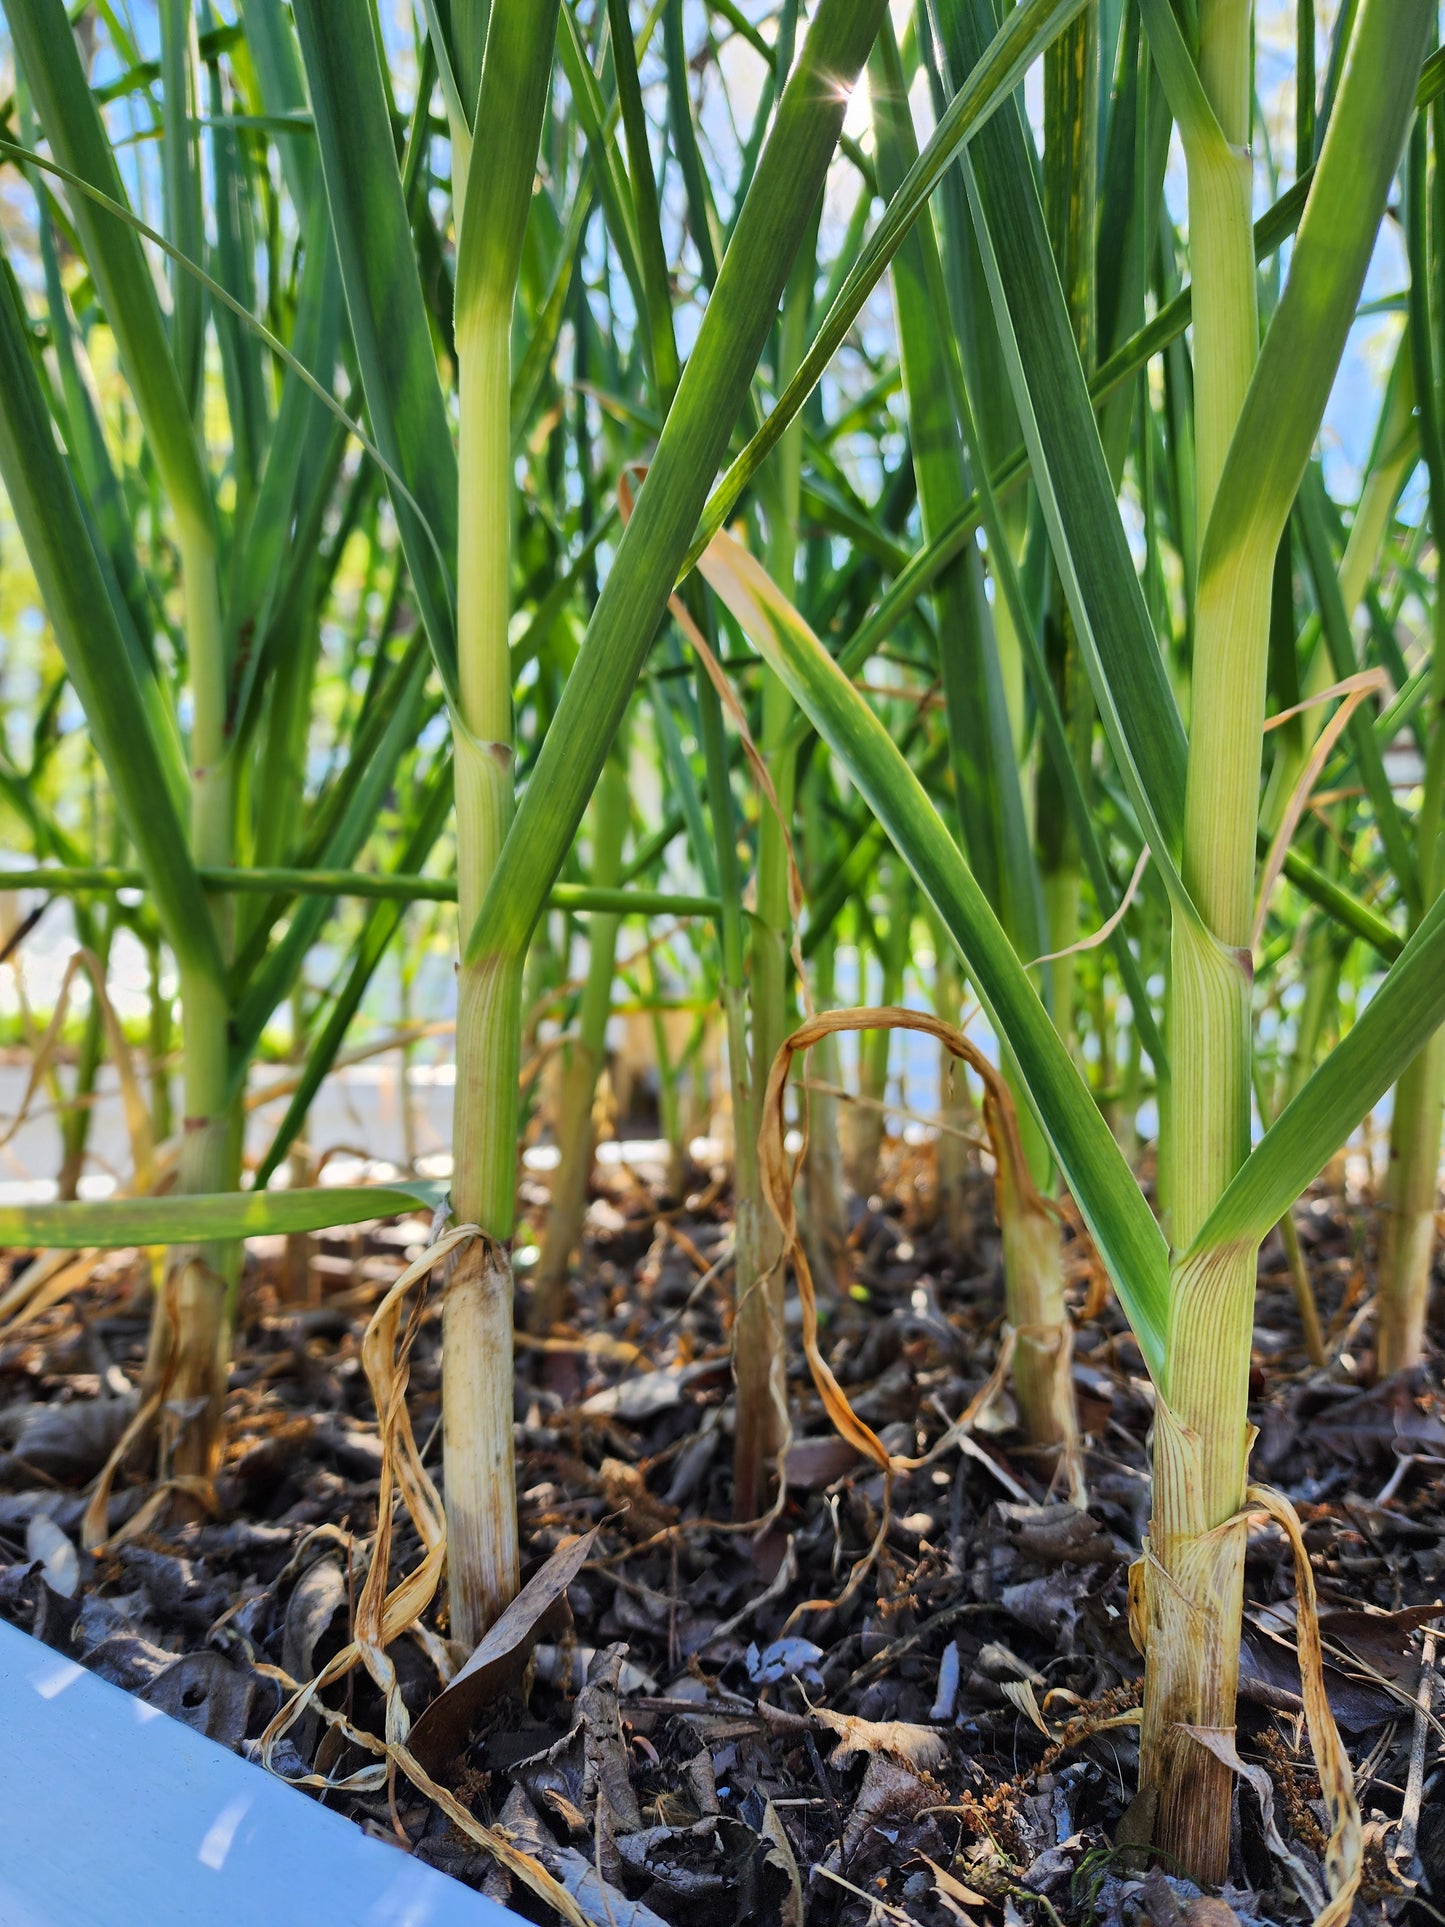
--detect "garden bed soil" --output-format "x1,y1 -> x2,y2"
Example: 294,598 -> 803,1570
0,1144 -> 1440,1926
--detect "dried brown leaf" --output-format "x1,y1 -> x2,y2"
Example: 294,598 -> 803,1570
921,1855 -> 989,1909
841,1753 -> 934,1862
408,1527 -> 597,1774
759,1799 -> 803,1927
498,1781 -> 668,1927
812,1706 -> 948,1771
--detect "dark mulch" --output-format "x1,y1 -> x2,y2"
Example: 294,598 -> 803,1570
0,1144 -> 1440,1925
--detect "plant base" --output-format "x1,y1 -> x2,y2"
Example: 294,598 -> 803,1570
443,1233 -> 520,1646
1136,1397 -> 1249,1886
1377,1205 -> 1436,1375
141,1252 -> 232,1489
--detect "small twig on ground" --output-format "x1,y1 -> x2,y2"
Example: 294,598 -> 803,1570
1396,1626 -> 1438,1880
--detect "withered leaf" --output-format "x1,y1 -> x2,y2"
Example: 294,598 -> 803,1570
756,1801 -> 804,1927
580,1359 -> 726,1421
1113,1784 -> 1157,1872
1318,1602 -> 1444,1684
812,1705 -> 948,1771
499,1784 -> 671,1927
615,1818 -> 729,1897
922,1855 -> 989,1909
1305,1375 -> 1445,1461
989,1501 -> 1114,1566
1240,1619 -> 1399,1733
577,1643 -> 644,1835
408,1526 -> 597,1773
1000,1565 -> 1098,1646
140,1649 -> 257,1748
281,1554 -> 347,1688
11,1397 -> 137,1482
783,1434 -> 863,1490
841,1753 -> 934,1863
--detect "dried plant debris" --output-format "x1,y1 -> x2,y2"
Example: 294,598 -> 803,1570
0,1172 -> 1440,1925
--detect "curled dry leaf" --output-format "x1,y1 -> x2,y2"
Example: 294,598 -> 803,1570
532,1641 -> 657,1696
922,1856 -> 990,1914
395,1748 -> 592,1927
139,1649 -> 257,1748
758,1799 -> 804,1927
1000,1677 -> 1051,1737
261,1221 -> 478,1792
782,1433 -> 862,1489
281,1555 -> 348,1688
12,1395 -> 138,1484
408,1526 -> 598,1774
497,1781 -> 670,1927
1240,1616 -> 1400,1733
1247,1482 -> 1363,1927
747,1634 -> 825,1688
1139,1869 -> 1188,1927
1140,1867 -> 1244,1927
579,1357 -> 726,1422
754,1006 -> 1082,1516
1304,1374 -> 1445,1462
841,1752 -> 935,1863
989,1501 -> 1115,1566
1001,1566 -> 1097,1646
614,1819 -> 728,1898
280,1554 -> 348,1756
811,1704 -> 949,1772
1318,1602 -> 1445,1687
576,1643 -> 644,1835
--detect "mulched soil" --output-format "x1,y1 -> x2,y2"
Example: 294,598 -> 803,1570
0,1137 -> 1441,1927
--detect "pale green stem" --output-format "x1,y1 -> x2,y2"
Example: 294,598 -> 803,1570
455,307 -> 517,958
1187,2 -> 1257,541
147,942 -> 174,1147
1142,0 -> 1262,1884
143,517 -> 238,1486
181,518 -> 233,887
151,960 -> 238,1480
447,299 -> 522,1643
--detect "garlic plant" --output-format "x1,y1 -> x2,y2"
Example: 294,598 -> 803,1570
1,1 -> 1442,1889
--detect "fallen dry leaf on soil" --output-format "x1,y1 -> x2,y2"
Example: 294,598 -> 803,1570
408,1527 -> 597,1773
